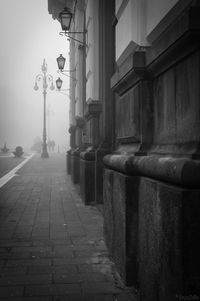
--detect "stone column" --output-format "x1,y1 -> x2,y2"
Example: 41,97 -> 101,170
80,100 -> 101,205
95,0 -> 115,204
67,125 -> 76,174
71,116 -> 85,184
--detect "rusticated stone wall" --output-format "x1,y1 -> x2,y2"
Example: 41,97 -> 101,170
103,3 -> 200,300
103,169 -> 139,287
153,52 -> 200,152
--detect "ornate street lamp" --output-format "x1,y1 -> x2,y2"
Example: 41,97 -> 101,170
56,77 -> 63,90
59,6 -> 87,46
56,54 -> 77,81
59,7 -> 72,32
57,54 -> 66,71
34,59 -> 55,158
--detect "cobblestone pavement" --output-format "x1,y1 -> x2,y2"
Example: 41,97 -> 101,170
0,153 -> 137,301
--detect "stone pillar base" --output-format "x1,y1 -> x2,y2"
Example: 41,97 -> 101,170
103,168 -> 139,287
95,147 -> 110,204
66,150 -> 72,174
71,149 -> 81,184
103,166 -> 200,299
80,150 -> 95,205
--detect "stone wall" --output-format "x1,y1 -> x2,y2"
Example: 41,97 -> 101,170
103,2 -> 200,300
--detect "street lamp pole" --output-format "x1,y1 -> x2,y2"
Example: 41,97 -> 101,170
34,59 -> 55,158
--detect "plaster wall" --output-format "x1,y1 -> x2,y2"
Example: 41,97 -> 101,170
85,0 -> 99,102
115,0 -> 179,60
146,0 -> 178,36
69,41 -> 76,126
74,9 -> 85,118
115,0 -> 123,13
116,0 -> 137,60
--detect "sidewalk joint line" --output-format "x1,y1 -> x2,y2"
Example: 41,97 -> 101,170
0,154 -> 34,188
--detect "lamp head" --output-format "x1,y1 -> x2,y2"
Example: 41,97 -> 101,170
34,82 -> 39,90
56,77 -> 63,90
57,54 -> 66,71
59,7 -> 72,32
42,59 -> 47,73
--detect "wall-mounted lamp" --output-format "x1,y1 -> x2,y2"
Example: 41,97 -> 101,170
56,54 -> 75,72
56,54 -> 77,82
59,7 -> 72,32
57,54 -> 65,71
55,77 -> 70,96
56,77 -> 63,90
59,7 -> 87,46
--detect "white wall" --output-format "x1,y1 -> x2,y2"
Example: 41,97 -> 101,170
115,0 -> 123,13
116,0 -> 133,60
115,0 -> 179,60
146,0 -> 178,36
74,7 -> 85,117
85,0 -> 99,102
115,0 -> 147,60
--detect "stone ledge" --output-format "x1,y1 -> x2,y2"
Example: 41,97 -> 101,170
146,6 -> 200,75
111,50 -> 147,94
103,154 -> 200,187
80,148 -> 95,161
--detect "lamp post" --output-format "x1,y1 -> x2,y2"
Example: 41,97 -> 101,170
34,59 -> 55,158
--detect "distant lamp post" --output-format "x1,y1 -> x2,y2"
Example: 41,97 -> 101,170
34,59 -> 55,158
56,77 -> 63,90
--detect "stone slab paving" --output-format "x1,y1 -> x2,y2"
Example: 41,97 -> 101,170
0,153 -> 138,301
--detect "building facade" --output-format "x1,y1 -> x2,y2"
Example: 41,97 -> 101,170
48,0 -> 200,300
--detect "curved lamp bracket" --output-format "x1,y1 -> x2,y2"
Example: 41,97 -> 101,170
59,31 -> 87,47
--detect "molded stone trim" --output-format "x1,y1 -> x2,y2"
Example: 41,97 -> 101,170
146,0 -> 195,44
80,146 -> 96,161
146,6 -> 200,74
103,154 -> 200,187
75,116 -> 85,128
68,125 -> 76,134
111,50 -> 148,94
84,99 -> 102,120
112,4 -> 200,90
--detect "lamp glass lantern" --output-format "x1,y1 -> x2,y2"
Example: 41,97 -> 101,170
57,54 -> 66,71
56,77 -> 63,90
59,7 -> 72,32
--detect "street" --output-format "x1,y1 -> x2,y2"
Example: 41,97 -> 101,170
0,153 -> 136,301
0,155 -> 25,178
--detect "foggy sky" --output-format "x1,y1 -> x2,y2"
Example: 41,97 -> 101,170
0,0 -> 70,152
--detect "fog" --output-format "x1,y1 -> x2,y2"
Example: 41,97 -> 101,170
0,0 -> 70,152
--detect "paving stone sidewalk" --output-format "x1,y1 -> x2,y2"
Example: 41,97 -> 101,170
0,153 -> 137,301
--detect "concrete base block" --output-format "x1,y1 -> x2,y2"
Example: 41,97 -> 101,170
71,151 -> 80,184
80,158 -> 95,205
103,168 -> 139,286
66,150 -> 71,174
139,178 -> 200,301
103,167 -> 200,299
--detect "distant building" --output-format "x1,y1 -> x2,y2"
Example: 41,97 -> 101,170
48,1 -> 200,299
